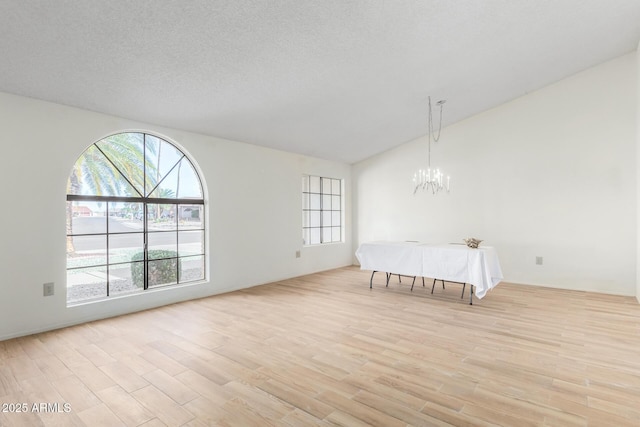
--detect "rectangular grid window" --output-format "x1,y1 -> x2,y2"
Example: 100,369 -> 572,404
302,175 -> 343,245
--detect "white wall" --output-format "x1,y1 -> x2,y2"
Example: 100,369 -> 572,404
637,41 -> 640,303
0,92 -> 352,340
354,53 -> 637,296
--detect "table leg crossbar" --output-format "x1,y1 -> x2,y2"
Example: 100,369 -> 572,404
431,278 -> 473,304
370,271 -> 474,305
369,271 -> 425,290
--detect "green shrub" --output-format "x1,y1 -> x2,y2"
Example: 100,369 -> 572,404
131,250 -> 181,288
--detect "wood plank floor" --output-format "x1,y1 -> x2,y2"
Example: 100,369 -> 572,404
1,266 -> 640,426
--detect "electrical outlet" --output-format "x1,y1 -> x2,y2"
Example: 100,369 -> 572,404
43,282 -> 54,296
295,250 -> 301,258
536,256 -> 543,265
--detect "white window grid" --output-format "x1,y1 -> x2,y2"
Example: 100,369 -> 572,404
302,175 -> 342,245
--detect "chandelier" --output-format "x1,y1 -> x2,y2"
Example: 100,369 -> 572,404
413,96 -> 450,194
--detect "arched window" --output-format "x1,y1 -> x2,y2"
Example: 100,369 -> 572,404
66,132 -> 205,305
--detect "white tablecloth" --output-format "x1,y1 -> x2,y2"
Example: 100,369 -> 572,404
355,241 -> 503,299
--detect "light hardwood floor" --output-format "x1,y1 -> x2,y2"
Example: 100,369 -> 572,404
1,266 -> 640,426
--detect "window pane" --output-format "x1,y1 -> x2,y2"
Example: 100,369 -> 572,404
148,231 -> 177,256
148,204 -> 178,231
332,179 -> 341,195
177,159 -> 203,199
68,202 -> 99,232
148,258 -> 178,288
145,135 -> 184,196
97,133 -> 145,196
179,230 -> 204,257
332,195 -> 341,210
115,202 -> 144,223
108,201 -> 144,223
147,150 -> 201,198
322,194 -> 331,209
67,235 -> 107,267
322,211 -> 332,227
332,211 -> 341,226
178,205 -> 203,229
302,228 -> 310,246
310,194 -> 320,210
109,263 -> 138,296
302,211 -> 309,227
180,255 -> 204,283
130,259 -> 145,288
310,176 -> 320,193
69,211 -> 106,235
310,228 -> 321,244
302,176 -> 309,192
109,233 -> 143,263
310,211 -> 320,227
322,227 -> 331,243
108,205 -> 140,228
302,193 -> 309,210
68,145 -> 141,197
67,265 -> 107,304
332,227 -> 341,242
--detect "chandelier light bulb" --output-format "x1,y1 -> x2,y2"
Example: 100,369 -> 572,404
412,96 -> 450,195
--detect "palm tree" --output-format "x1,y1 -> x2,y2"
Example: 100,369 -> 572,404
66,133 -> 158,254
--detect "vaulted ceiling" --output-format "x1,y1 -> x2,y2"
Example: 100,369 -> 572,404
1,1 -> 639,163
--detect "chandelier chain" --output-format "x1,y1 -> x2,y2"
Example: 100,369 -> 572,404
429,96 -> 444,143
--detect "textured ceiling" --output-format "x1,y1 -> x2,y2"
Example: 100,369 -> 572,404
1,1 -> 640,164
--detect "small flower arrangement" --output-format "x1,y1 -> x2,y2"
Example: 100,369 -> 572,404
463,238 -> 483,248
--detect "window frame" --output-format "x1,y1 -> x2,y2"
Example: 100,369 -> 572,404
66,132 -> 206,305
302,175 -> 343,246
